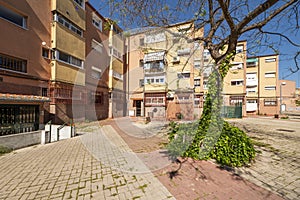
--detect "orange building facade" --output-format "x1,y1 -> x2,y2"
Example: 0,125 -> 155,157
0,0 -> 51,135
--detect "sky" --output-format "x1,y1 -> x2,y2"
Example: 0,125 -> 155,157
89,0 -> 300,87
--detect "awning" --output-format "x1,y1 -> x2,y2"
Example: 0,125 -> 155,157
144,51 -> 165,62
130,93 -> 143,100
0,93 -> 51,102
247,58 -> 258,62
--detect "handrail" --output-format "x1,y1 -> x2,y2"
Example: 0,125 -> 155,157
46,120 -> 52,143
57,122 -> 68,141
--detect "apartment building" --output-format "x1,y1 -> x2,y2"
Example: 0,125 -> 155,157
0,0 -> 51,135
0,0 -> 127,131
84,2 -> 110,120
49,0 -> 86,123
246,55 -> 279,115
108,21 -> 126,118
199,42 -> 247,118
127,21 -> 204,120
222,41 -> 247,117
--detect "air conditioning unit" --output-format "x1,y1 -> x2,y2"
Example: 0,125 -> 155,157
172,56 -> 180,63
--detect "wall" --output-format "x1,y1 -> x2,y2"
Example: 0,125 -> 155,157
0,131 -> 41,150
0,0 -> 51,89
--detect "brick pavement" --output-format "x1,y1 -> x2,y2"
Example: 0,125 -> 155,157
0,117 -> 290,200
229,118 -> 300,200
0,124 -> 174,200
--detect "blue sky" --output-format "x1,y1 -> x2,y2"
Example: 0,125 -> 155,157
89,0 -> 300,87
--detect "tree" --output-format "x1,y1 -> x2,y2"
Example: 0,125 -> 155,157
99,0 -> 300,165
105,0 -> 299,74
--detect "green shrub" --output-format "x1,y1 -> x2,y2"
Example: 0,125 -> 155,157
167,120 -> 256,167
209,121 -> 256,167
0,145 -> 12,156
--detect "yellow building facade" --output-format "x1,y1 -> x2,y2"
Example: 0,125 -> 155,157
49,0 -> 86,123
127,21 -> 204,120
246,55 -> 279,115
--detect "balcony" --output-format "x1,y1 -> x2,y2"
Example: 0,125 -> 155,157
144,61 -> 165,74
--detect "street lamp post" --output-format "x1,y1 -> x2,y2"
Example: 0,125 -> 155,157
280,81 -> 286,114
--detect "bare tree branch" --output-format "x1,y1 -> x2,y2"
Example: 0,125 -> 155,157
239,0 -> 298,33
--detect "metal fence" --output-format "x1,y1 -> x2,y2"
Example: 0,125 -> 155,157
0,105 -> 39,136
221,105 -> 242,118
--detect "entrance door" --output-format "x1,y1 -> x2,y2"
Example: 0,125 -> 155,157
135,100 -> 142,116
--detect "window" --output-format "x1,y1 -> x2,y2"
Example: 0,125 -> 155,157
144,61 -> 164,73
265,86 -> 276,90
203,80 -> 208,89
111,48 -> 123,61
139,59 -> 144,67
0,53 -> 27,73
246,61 -> 257,67
194,94 -> 202,106
264,99 -> 277,106
112,70 -> 123,80
246,58 -> 258,67
194,79 -> 201,87
90,92 -> 103,104
194,61 -> 201,68
265,72 -> 276,78
92,13 -> 102,31
246,87 -> 256,94
177,48 -> 191,56
194,42 -> 200,50
145,94 -> 165,106
177,95 -> 190,102
42,48 -> 50,59
145,77 -> 165,84
231,62 -> 243,70
231,80 -> 243,86
246,73 -> 257,79
139,79 -> 144,87
140,38 -> 145,46
73,0 -> 85,9
91,39 -> 103,53
265,58 -> 276,62
236,45 -> 243,53
0,5 -> 27,28
42,88 -> 48,97
247,100 -> 257,104
230,96 -> 243,105
203,49 -> 210,56
54,13 -> 83,37
56,51 -> 83,68
91,66 -> 102,79
177,72 -> 190,79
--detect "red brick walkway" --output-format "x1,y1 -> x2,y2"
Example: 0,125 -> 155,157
101,118 -> 284,200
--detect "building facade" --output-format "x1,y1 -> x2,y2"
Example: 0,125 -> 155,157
0,0 -> 51,135
246,55 -> 279,115
108,22 -> 126,118
278,80 -> 296,113
49,0 -> 86,123
127,21 -> 204,120
0,0 -> 127,136
84,2 -> 110,120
